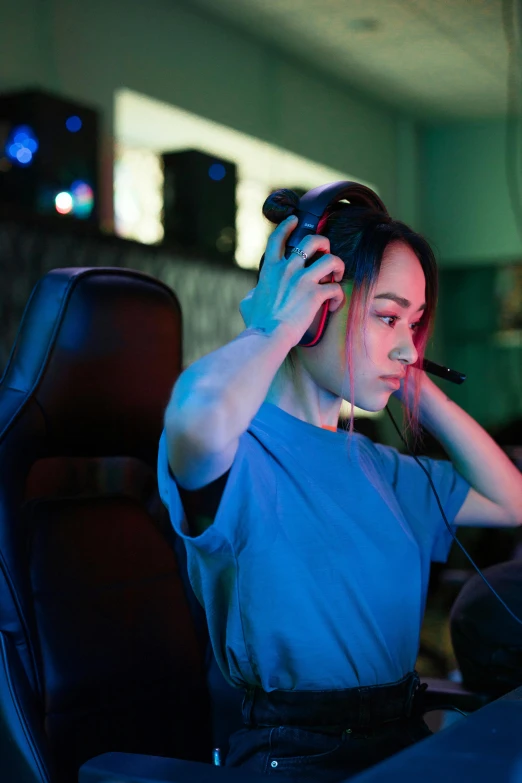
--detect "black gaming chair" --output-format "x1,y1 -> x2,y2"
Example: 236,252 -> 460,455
0,266 -> 244,783
0,266 -> 491,783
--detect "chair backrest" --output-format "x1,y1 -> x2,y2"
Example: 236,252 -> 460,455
0,267 -> 218,783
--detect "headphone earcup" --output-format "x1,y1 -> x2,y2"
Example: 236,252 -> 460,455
298,301 -> 332,347
298,257 -> 336,346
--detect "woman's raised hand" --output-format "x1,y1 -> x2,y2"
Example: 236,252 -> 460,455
239,216 -> 345,347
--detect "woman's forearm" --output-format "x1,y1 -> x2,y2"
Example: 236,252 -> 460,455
166,325 -> 295,449
412,375 -> 522,524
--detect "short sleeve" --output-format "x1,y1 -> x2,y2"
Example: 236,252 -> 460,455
156,427 -> 232,556
369,441 -> 471,563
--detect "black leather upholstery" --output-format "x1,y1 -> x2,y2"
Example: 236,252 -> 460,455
0,267 -> 242,783
0,630 -> 55,783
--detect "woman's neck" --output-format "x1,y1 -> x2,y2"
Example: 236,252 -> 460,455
264,365 -> 342,431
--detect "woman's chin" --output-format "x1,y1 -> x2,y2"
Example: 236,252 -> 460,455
354,393 -> 390,413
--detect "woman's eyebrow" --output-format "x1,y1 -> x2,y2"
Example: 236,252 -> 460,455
373,292 -> 426,311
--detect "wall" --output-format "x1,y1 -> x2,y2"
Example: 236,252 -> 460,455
421,119 -> 522,266
0,0 -> 415,226
419,120 -> 522,431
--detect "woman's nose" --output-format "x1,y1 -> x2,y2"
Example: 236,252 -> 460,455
392,334 -> 418,366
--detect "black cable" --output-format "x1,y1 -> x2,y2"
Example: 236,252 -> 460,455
385,404 -> 522,628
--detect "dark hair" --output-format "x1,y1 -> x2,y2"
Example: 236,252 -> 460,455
261,187 -> 439,444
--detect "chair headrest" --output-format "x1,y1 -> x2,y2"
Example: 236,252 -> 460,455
0,267 -> 182,465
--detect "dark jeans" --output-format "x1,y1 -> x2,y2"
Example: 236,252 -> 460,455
225,671 -> 432,781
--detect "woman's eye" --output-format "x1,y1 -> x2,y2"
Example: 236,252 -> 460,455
379,315 -> 422,330
379,315 -> 398,327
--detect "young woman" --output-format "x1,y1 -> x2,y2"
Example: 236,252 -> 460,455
158,186 -> 522,781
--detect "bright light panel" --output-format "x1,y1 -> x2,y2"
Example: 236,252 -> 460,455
114,88 -> 376,269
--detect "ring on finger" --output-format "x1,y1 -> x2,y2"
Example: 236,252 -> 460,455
290,247 -> 308,261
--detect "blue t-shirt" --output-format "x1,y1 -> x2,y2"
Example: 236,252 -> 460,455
158,401 -> 470,692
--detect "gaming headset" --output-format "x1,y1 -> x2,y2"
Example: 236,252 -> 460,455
258,180 -> 522,633
259,181 -> 466,383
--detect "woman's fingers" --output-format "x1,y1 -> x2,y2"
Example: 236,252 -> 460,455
288,234 -> 332,267
250,222 -> 347,345
264,215 -> 298,264
264,218 -> 336,276
304,252 -> 345,283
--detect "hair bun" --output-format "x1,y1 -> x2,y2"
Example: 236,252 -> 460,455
262,189 -> 300,224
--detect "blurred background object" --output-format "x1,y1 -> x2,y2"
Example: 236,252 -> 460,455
161,148 -> 238,264
113,89 -> 364,267
0,89 -> 99,226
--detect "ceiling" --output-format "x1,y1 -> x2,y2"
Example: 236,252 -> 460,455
189,0 -> 512,121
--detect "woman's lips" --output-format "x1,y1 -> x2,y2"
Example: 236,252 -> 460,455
380,376 -> 402,390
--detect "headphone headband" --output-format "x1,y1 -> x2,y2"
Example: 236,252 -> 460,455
286,181 -> 388,252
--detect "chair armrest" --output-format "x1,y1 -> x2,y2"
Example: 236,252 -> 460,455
0,631 -> 54,783
79,753 -> 273,783
421,676 -> 492,713
349,686 -> 522,781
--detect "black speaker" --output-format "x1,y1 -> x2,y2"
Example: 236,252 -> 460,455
0,88 -> 99,226
161,148 -> 237,263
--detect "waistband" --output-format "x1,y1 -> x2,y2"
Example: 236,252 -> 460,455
242,671 -> 427,731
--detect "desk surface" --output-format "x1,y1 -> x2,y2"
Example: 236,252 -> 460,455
350,686 -> 522,783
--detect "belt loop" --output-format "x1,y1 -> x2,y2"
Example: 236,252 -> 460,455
242,687 -> 255,727
358,686 -> 371,727
405,671 -> 420,717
